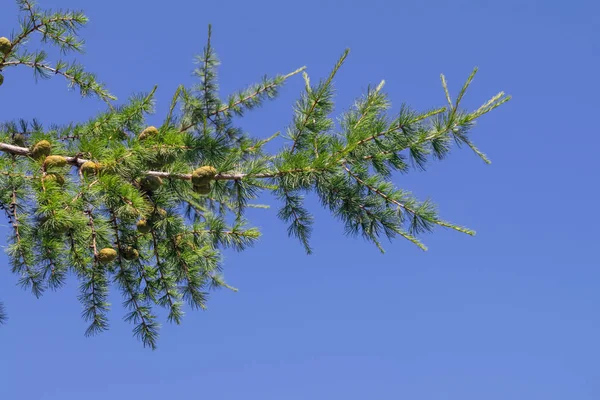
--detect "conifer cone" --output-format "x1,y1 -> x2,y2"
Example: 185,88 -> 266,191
140,175 -> 163,191
44,155 -> 67,168
192,166 -> 217,186
193,184 -> 212,195
136,218 -> 151,233
121,247 -> 139,261
43,173 -> 65,185
97,248 -> 117,264
0,37 -> 11,54
80,161 -> 99,175
31,140 -> 51,159
138,126 -> 159,140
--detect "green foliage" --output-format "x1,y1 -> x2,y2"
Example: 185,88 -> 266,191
12,133 -> 26,147
0,0 -> 510,349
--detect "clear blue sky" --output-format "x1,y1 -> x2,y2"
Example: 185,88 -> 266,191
1,0 -> 599,398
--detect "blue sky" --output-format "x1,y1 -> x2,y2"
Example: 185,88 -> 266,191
1,0 -> 599,398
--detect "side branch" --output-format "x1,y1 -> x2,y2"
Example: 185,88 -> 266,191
2,61 -> 116,103
342,162 -> 474,235
0,141 -> 319,181
179,66 -> 305,132
211,67 -> 306,117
